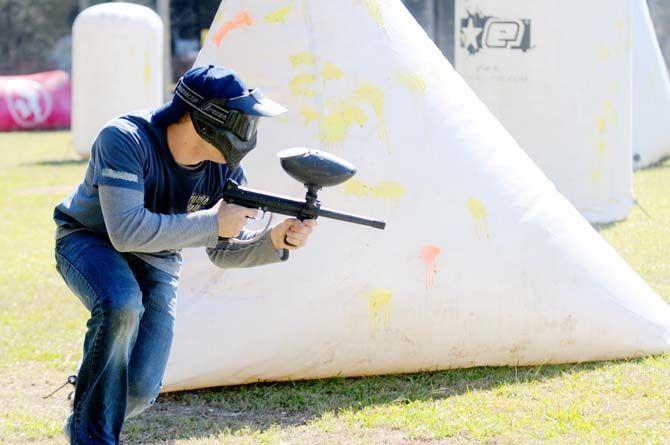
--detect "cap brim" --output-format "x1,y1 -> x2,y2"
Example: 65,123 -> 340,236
226,89 -> 287,117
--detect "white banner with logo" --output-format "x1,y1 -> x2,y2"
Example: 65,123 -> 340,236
455,0 -> 634,223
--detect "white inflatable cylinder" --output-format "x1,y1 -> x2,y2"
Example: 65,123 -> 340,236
633,0 -> 670,169
455,0 -> 634,223
72,2 -> 164,157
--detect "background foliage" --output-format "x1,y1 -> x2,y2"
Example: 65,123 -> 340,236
1,0 -> 667,78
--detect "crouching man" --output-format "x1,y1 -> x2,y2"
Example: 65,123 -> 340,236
53,65 -> 316,444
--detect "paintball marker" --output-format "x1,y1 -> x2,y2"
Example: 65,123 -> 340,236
222,148 -> 386,236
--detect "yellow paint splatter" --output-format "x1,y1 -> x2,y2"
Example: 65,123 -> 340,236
320,101 -> 368,144
592,170 -> 603,184
360,0 -> 384,29
599,47 -> 611,61
397,72 -> 426,95
353,82 -> 391,152
264,4 -> 293,24
369,289 -> 392,332
596,100 -> 617,135
289,51 -> 316,68
466,197 -> 489,239
597,139 -> 607,157
371,181 -> 406,200
322,61 -> 345,82
142,51 -> 152,86
342,178 -> 406,201
289,73 -> 318,97
343,179 -> 371,197
213,8 -> 224,25
299,105 -> 320,125
617,17 -> 625,32
354,82 -> 383,117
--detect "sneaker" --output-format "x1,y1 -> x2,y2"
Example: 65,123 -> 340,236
62,412 -> 73,442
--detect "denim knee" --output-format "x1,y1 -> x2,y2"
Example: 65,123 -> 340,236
101,294 -> 145,339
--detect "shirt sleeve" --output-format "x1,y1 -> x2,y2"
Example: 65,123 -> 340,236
99,185 -> 219,253
91,124 -> 145,192
230,165 -> 247,186
206,229 -> 289,269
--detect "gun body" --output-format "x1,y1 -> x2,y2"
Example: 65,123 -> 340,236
222,179 -> 386,230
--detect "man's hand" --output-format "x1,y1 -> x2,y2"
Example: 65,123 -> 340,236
212,199 -> 259,238
270,219 -> 317,250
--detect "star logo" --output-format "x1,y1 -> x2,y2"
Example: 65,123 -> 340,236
460,11 -> 533,55
461,16 -> 483,53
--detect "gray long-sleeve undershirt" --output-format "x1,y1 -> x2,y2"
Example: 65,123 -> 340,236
99,185 -> 287,271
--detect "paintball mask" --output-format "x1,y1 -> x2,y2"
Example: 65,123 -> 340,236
172,73 -> 286,170
188,97 -> 259,171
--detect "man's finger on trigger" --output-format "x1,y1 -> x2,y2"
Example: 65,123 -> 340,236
244,208 -> 260,219
304,219 -> 318,227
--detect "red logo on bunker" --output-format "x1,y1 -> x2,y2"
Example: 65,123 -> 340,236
4,78 -> 53,128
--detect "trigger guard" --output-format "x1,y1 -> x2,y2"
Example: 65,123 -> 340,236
247,210 -> 266,221
228,212 -> 274,245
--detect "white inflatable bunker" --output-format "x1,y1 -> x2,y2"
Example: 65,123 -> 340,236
72,2 -> 163,157
455,0 -> 634,223
633,0 -> 670,169
163,0 -> 670,392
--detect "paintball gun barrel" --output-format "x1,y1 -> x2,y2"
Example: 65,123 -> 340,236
222,148 -> 386,230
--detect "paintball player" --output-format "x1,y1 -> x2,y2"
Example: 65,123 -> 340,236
52,65 -> 317,444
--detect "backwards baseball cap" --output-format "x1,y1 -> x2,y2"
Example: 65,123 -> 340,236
154,65 -> 287,169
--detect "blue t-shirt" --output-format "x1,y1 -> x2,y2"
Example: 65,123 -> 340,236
54,110 -> 245,273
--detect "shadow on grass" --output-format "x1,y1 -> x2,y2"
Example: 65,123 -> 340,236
636,157 -> 670,170
122,359 -> 634,443
592,221 -> 620,232
21,159 -> 87,167
592,200 -> 655,233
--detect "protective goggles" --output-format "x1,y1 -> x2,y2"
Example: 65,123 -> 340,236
174,79 -> 260,142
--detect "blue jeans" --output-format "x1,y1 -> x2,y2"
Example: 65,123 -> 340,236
55,230 -> 178,444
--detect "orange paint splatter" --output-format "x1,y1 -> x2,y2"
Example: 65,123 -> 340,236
420,245 -> 440,289
212,10 -> 253,46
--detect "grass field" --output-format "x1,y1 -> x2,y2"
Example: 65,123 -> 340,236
0,131 -> 669,445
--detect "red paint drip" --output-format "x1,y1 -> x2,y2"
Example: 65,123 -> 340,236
420,245 -> 441,289
212,10 -> 253,46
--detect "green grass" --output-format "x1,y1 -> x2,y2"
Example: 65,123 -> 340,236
0,131 -> 669,444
